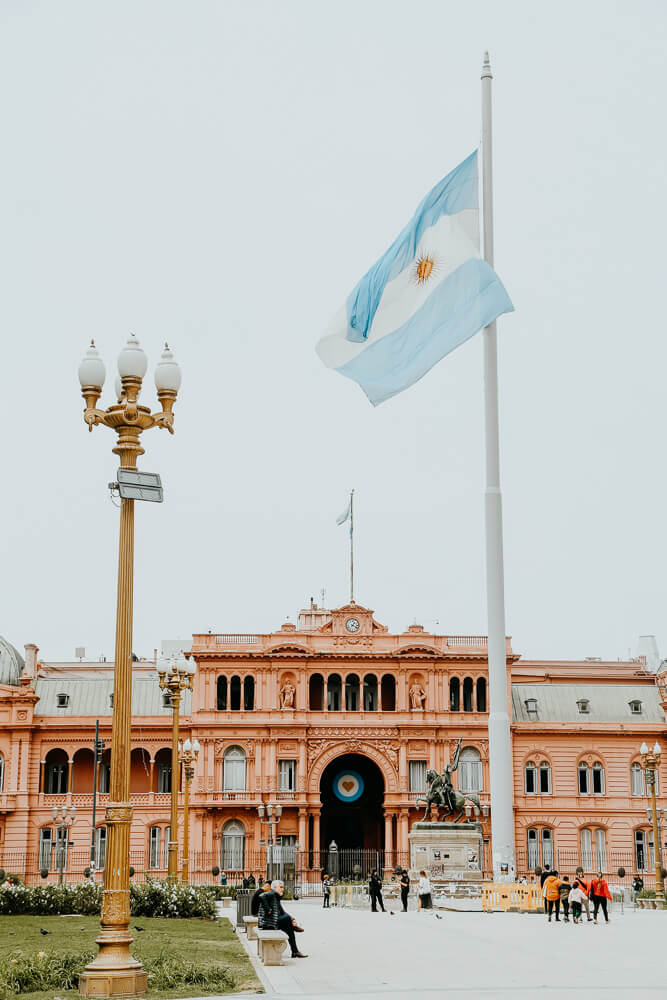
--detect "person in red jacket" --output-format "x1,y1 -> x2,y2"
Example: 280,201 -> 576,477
590,872 -> 612,924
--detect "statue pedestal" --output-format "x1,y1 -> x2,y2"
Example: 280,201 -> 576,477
408,822 -> 484,883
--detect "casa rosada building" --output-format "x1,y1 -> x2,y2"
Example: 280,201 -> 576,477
0,600 -> 665,884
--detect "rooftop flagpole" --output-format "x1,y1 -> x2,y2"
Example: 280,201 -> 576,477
349,489 -> 355,602
481,51 -> 516,881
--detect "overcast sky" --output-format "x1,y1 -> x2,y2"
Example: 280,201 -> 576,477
2,1 -> 666,664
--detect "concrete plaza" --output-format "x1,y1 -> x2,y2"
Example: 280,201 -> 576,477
232,898 -> 665,1000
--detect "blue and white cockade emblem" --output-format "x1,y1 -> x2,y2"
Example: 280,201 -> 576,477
333,770 -> 364,803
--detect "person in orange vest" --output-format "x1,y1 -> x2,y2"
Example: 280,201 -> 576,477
543,870 -> 562,922
590,872 -> 612,924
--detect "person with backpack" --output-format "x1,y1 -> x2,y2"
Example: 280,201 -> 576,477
543,870 -> 562,922
558,875 -> 571,922
590,872 -> 612,924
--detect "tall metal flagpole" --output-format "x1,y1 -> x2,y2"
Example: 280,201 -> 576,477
481,51 -> 515,881
349,489 -> 355,602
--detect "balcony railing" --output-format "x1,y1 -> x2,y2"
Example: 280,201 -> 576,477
215,634 -> 259,644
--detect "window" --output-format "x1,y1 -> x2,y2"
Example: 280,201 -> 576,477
54,828 -> 69,872
149,827 -> 161,868
459,747 -> 483,793
39,828 -> 53,870
327,675 -> 342,712
99,761 -> 110,794
476,677 -> 487,712
539,763 -> 552,794
629,700 -> 643,715
576,699 -> 590,714
409,760 -> 427,795
162,826 -> 171,868
223,746 -> 246,792
278,759 -> 296,792
449,677 -> 460,712
230,676 -> 241,711
580,828 -> 592,869
595,828 -> 607,870
221,819 -> 245,870
635,829 -> 654,872
578,763 -> 590,795
243,676 -> 255,711
632,762 -> 644,796
0,755 -> 4,793
217,676 -> 228,711
581,827 -> 607,870
463,677 -> 474,712
380,674 -> 396,711
56,693 -> 70,708
45,759 -> 68,794
95,827 -> 107,870
309,674 -> 324,711
345,675 -> 360,711
527,827 -> 553,869
363,675 -> 378,711
157,761 -> 172,793
524,761 -> 537,794
524,698 -> 538,719
592,762 -> 605,795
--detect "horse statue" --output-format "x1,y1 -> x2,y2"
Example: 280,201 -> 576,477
414,737 -> 482,822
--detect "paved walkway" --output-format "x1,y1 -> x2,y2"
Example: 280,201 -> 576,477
232,898 -> 666,999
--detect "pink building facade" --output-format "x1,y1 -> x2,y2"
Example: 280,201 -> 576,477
0,602 -> 664,884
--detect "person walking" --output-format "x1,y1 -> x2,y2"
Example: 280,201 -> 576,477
322,873 -> 332,908
590,872 -> 612,924
632,874 -> 644,904
539,865 -> 552,914
573,872 -> 593,922
400,869 -> 410,912
417,870 -> 433,912
543,870 -> 561,922
568,882 -> 588,924
369,870 -> 385,912
558,875 -> 571,922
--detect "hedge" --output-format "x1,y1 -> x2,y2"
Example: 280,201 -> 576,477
0,879 -> 216,919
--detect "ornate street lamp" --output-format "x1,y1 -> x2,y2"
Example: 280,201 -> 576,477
640,741 -> 665,906
179,738 -> 200,883
77,336 -> 181,998
257,802 -> 283,878
52,804 -> 76,885
158,655 -> 195,881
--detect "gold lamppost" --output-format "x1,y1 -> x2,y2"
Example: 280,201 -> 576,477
179,738 -> 200,883
157,656 -> 195,880
640,740 -> 664,907
77,336 -> 181,997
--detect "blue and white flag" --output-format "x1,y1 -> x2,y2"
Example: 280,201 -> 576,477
316,150 -> 513,406
336,499 -> 351,526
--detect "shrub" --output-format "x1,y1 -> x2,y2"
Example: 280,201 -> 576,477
0,879 -> 215,919
617,867 -> 626,878
130,879 -> 217,919
0,871 -> 5,884
637,888 -> 657,898
0,949 -> 94,997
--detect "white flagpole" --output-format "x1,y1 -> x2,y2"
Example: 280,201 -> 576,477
349,489 -> 355,602
481,51 -> 515,881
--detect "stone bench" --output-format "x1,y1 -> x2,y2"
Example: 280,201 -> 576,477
256,928 -> 288,965
243,915 -> 259,940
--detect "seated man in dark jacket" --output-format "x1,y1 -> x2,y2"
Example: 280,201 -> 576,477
257,880 -> 307,958
251,880 -> 271,916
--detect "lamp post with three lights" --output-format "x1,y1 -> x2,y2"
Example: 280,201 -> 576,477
179,738 -> 200,883
157,656 -> 195,881
640,741 -> 665,906
77,335 -> 181,997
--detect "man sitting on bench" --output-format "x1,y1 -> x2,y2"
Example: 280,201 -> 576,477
257,879 -> 307,959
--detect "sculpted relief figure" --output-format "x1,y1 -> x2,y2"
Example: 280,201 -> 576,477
280,680 -> 296,709
409,682 -> 426,710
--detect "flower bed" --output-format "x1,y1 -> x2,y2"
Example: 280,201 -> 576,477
0,879 -> 216,919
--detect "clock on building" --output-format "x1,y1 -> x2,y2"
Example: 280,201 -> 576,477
345,617 -> 360,633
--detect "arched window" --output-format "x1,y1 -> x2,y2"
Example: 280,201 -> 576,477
243,676 -> 255,711
95,826 -> 107,870
130,748 -> 151,793
363,674 -> 378,711
459,747 -> 483,793
217,676 -> 227,711
223,746 -> 246,792
309,673 -> 324,710
592,762 -> 605,795
44,749 -> 69,794
524,761 -> 537,794
0,754 -> 4,793
230,676 -> 241,711
221,819 -> 245,871
154,748 -> 172,793
527,827 -> 553,869
450,677 -> 460,712
635,828 -> 655,872
631,761 -> 644,796
463,677 -> 474,712
580,827 -> 607,871
539,762 -> 552,794
380,674 -> 396,711
578,762 -> 590,795
72,748 -> 94,794
345,674 -> 360,711
99,748 -> 111,794
327,674 -> 342,711
476,677 -> 487,712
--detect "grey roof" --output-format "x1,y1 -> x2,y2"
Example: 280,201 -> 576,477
512,683 -> 664,723
34,676 -> 192,717
0,636 -> 24,686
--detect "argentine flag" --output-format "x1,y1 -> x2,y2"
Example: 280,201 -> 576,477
316,150 -> 513,406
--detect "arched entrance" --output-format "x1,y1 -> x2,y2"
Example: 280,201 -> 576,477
320,753 -> 384,851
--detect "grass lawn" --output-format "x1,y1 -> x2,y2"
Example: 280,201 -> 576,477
0,914 -> 262,1000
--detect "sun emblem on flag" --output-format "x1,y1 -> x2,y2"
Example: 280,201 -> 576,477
414,253 -> 439,285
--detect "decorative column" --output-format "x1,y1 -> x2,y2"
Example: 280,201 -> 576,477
67,758 -> 74,801
399,810 -> 410,854
397,672 -> 407,711
298,741 -> 307,794
148,759 -> 155,802
398,742 -> 408,793
312,808 -> 321,859
298,809 -> 307,854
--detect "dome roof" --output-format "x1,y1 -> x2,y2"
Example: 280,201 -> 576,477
0,636 -> 24,686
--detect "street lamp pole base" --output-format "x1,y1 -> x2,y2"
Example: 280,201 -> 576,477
78,932 -> 147,997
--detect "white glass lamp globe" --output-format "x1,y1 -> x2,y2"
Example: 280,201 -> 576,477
78,341 -> 106,389
654,742 -> 662,756
117,334 -> 148,379
640,742 -> 649,755
154,343 -> 182,392
183,738 -> 192,752
193,739 -> 201,753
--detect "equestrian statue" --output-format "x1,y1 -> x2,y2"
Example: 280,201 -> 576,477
415,737 -> 482,822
